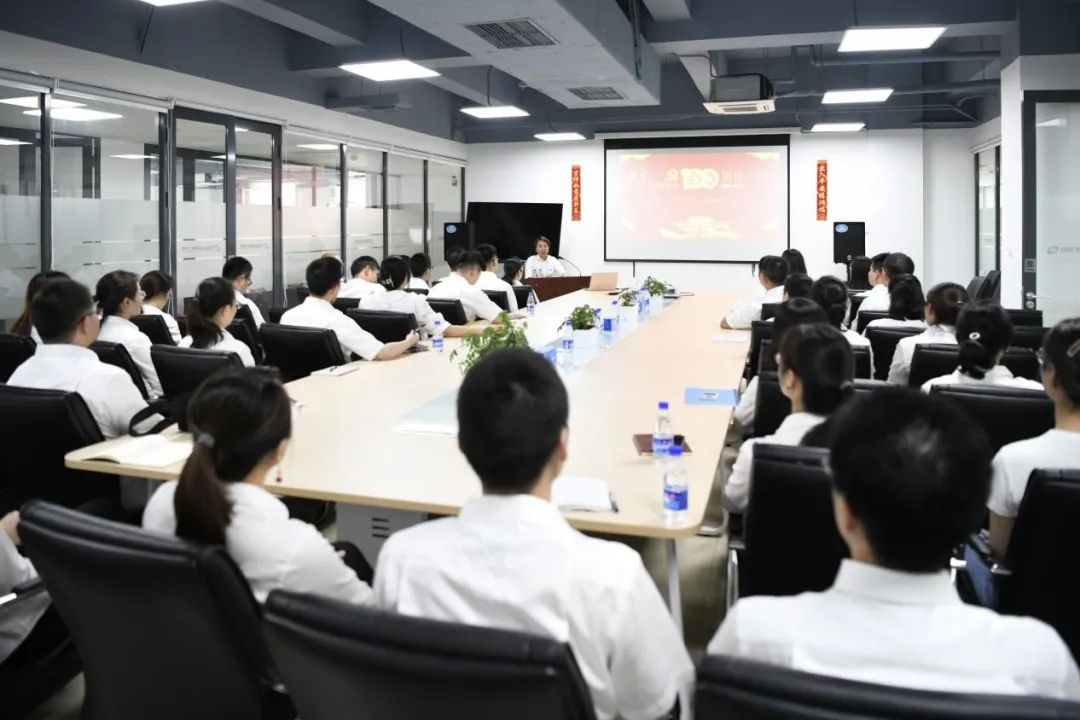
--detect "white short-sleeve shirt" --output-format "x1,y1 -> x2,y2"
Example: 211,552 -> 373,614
375,494 -> 694,720
865,317 -> 928,332
235,291 -> 265,328
988,430 -> 1080,519
525,255 -> 566,278
179,329 -> 256,367
361,289 -> 445,338
922,365 -> 1044,394
725,285 -> 784,330
143,481 -> 373,605
280,296 -> 384,361
97,315 -> 163,398
887,325 -> 956,386
0,530 -> 47,664
426,273 -> 503,322
724,412 -> 826,511
338,277 -> 387,300
855,283 -> 889,314
477,271 -> 519,312
709,560 -> 1080,700
408,277 -> 429,290
141,304 -> 183,344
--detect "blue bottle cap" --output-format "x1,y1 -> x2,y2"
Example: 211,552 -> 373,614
669,445 -> 683,457
658,401 -> 669,410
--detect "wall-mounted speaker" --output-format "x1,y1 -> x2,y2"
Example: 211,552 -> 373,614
833,222 -> 866,265
443,221 -> 474,260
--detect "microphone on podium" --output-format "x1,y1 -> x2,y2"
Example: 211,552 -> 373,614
557,256 -> 583,276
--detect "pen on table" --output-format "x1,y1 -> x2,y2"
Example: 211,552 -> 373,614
609,494 -> 619,513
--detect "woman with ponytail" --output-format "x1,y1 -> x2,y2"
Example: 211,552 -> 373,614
95,269 -> 163,397
180,277 -> 255,367
361,256 -> 478,338
922,300 -> 1042,392
725,323 -> 855,511
811,275 -> 873,360
886,281 -> 969,385
142,368 -> 374,603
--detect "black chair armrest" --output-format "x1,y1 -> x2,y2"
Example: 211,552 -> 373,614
0,577 -> 47,608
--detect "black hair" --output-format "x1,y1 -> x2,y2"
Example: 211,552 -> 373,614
350,256 -> 379,278
848,256 -> 872,291
810,275 -> 850,329
887,274 -> 925,322
1043,318 -> 1080,407
446,247 -> 464,271
94,270 -> 140,320
457,348 -> 568,492
783,273 -> 813,300
870,252 -> 889,273
501,258 -> 524,285
955,300 -> 1012,380
380,256 -> 410,290
186,277 -> 235,350
222,257 -> 253,282
175,368 -> 292,546
535,236 -> 552,250
140,270 -> 174,302
306,257 -> 344,297
883,252 -> 914,279
475,243 -> 498,268
409,252 -> 431,280
456,250 -> 484,273
11,270 -> 70,336
778,323 -> 855,415
926,282 -> 968,327
758,255 -> 789,286
782,248 -> 808,276
30,279 -> 96,344
772,297 -> 828,348
827,388 -> 992,573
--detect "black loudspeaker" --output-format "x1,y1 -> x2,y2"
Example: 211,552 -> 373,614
833,222 -> 865,264
443,222 -> 474,260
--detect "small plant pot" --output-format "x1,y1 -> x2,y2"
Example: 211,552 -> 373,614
618,305 -> 638,325
649,295 -> 664,316
573,327 -> 598,348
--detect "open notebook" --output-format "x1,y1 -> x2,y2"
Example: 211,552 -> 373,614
551,476 -> 616,513
83,434 -> 193,469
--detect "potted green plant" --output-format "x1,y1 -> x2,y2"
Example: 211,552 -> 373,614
563,303 -> 599,348
450,312 -> 529,374
617,288 -> 638,325
643,276 -> 673,316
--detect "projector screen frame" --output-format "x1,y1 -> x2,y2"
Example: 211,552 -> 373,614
603,134 -> 791,264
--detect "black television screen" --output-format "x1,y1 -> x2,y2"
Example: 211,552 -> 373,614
465,202 -> 563,262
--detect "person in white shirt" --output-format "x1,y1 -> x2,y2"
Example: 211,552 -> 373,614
811,276 -> 874,366
887,282 -> 968,385
338,256 -> 387,300
856,251 -> 913,317
362,257 -> 479,339
988,318 -> 1080,557
711,389 -> 1080,700
179,277 -> 256,367
475,243 -> 519,312
9,270 -> 69,344
281,256 -> 418,361
139,270 -> 182,345
0,511 -> 51,666
721,255 -> 788,330
725,323 -> 855,512
407,252 -> 432,290
501,257 -> 525,287
524,236 -> 566,278
922,300 -> 1044,393
863,274 -> 928,334
427,251 -> 520,324
223,256 -> 266,328
143,368 -> 374,604
375,348 -> 693,720
94,270 -> 163,398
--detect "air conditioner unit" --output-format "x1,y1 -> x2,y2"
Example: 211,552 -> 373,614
704,99 -> 776,115
703,75 -> 775,115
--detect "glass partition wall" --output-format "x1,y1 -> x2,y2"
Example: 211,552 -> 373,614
0,83 -> 43,330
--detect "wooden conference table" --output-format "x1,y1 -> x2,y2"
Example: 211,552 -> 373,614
67,290 -> 750,631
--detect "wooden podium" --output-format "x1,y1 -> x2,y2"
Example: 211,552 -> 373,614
525,276 -> 592,302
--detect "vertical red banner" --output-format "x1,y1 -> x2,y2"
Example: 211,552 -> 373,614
816,160 -> 828,221
571,164 -> 582,221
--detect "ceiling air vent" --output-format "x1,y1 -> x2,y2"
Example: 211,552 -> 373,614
704,100 -> 776,115
463,19 -> 557,50
567,86 -> 626,102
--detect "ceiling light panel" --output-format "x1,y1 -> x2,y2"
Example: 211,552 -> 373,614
461,106 -> 529,119
810,122 -> 867,133
534,132 -> 587,141
24,108 -> 123,121
297,144 -> 339,151
839,27 -> 945,52
339,60 -> 439,82
0,96 -> 84,109
822,88 -> 894,104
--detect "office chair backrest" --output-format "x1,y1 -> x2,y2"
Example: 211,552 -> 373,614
428,299 -> 469,326
1006,308 -> 1043,328
332,297 -> 362,312
483,289 -> 510,311
1012,326 -> 1048,352
855,310 -> 889,335
910,345 -> 1041,388
746,321 -> 772,381
0,332 -> 35,383
512,285 -> 532,309
848,293 -> 866,318
928,384 -> 1053,453
760,303 -> 780,322
695,655 -> 1080,719
150,346 -> 243,431
405,287 -> 429,296
264,590 -> 598,720
0,387 -> 118,514
741,445 -> 845,599
345,309 -> 419,343
234,303 -> 260,338
865,326 -> 923,380
297,288 -> 310,303
176,316 -> 187,338
90,341 -> 149,400
20,501 -> 290,720
753,372 -> 788,437
259,324 -> 347,382
981,270 -> 1001,301
227,318 -> 264,364
131,314 -> 177,346
966,276 -> 987,300
851,345 -> 871,379
268,307 -> 287,324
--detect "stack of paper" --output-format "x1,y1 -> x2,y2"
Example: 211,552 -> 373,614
552,476 -> 616,513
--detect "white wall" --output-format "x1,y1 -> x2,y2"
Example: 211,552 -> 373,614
923,130 -> 977,287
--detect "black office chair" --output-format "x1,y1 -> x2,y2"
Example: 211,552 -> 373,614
227,318 -> 264,365
332,297 -> 362,312
19,501 -> 293,720
1006,308 -> 1044,328
176,316 -> 187,338
746,321 -> 772,381
980,270 -> 1001,301
483,289 -> 510,311
90,341 -> 150,400
259,324 -> 346,382
150,346 -> 243,431
131,314 -> 177,346
855,310 -> 889,335
296,288 -> 310,303
345,309 -> 419,343
752,372 -> 787,438
848,292 -> 866,318
513,285 -> 532,309
405,287 -> 429,296
235,303 -> 261,338
0,386 -> 118,514
0,333 -> 35,383
910,345 -> 1042,388
865,326 -> 923,380
428,299 -> 470,326
263,590 -> 597,720
268,308 -> 287,324
966,276 -> 987,300
1013,326 -> 1048,352
851,345 -> 871,379
928,384 -> 1053,453
760,303 -> 780,322
695,655 -> 1080,719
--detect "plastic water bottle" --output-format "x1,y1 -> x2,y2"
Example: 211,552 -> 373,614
638,285 -> 650,318
600,303 -> 616,349
558,320 -> 574,369
526,291 -> 537,316
431,319 -> 444,354
652,401 -> 674,459
663,445 -> 689,525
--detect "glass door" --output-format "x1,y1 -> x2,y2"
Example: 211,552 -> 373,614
174,114 -> 227,306
976,146 -> 999,276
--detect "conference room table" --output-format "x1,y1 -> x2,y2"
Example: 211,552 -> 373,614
66,290 -> 750,633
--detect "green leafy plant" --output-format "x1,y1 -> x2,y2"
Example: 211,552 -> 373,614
563,304 -> 597,331
644,276 -> 673,297
618,288 -> 638,307
451,312 -> 530,374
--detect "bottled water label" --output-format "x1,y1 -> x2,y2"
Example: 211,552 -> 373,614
663,485 -> 688,512
432,336 -> 443,353
602,317 -> 614,332
652,436 -> 673,456
562,337 -> 574,351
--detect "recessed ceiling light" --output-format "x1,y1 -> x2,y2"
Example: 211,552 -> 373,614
810,122 -> 867,133
822,88 -> 894,104
534,132 -> 587,141
839,27 -> 945,52
24,108 -> 123,121
339,60 -> 440,82
111,154 -> 158,160
235,127 -> 249,132
0,96 -> 84,109
212,155 -> 228,160
297,143 -> 339,151
461,106 -> 529,119
0,138 -> 30,146
137,0 -> 212,6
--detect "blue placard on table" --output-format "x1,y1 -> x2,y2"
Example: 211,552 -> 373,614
684,387 -> 739,407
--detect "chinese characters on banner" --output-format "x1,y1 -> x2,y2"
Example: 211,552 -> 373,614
571,164 -> 582,221
816,160 -> 828,221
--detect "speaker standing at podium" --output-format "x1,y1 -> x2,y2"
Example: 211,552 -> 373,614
525,236 -> 566,278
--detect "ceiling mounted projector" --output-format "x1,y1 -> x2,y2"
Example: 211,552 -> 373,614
703,75 -> 776,115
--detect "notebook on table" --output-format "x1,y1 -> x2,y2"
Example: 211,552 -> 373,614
83,434 -> 193,468
552,476 -> 617,513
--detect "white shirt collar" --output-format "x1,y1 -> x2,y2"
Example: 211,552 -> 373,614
303,296 -> 335,312
923,324 -> 956,338
775,412 -> 826,436
441,273 -> 470,286
458,494 -> 567,529
832,560 -> 960,606
33,343 -> 98,362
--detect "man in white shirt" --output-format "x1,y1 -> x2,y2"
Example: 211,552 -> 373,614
854,252 -> 890,310
223,256 -> 266,328
475,243 -> 519,312
408,252 -> 432,290
721,255 -> 788,330
856,252 -> 914,316
281,256 -> 418,361
338,256 -> 387,300
375,348 -> 694,720
711,389 -> 1080,700
427,251 -> 518,324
